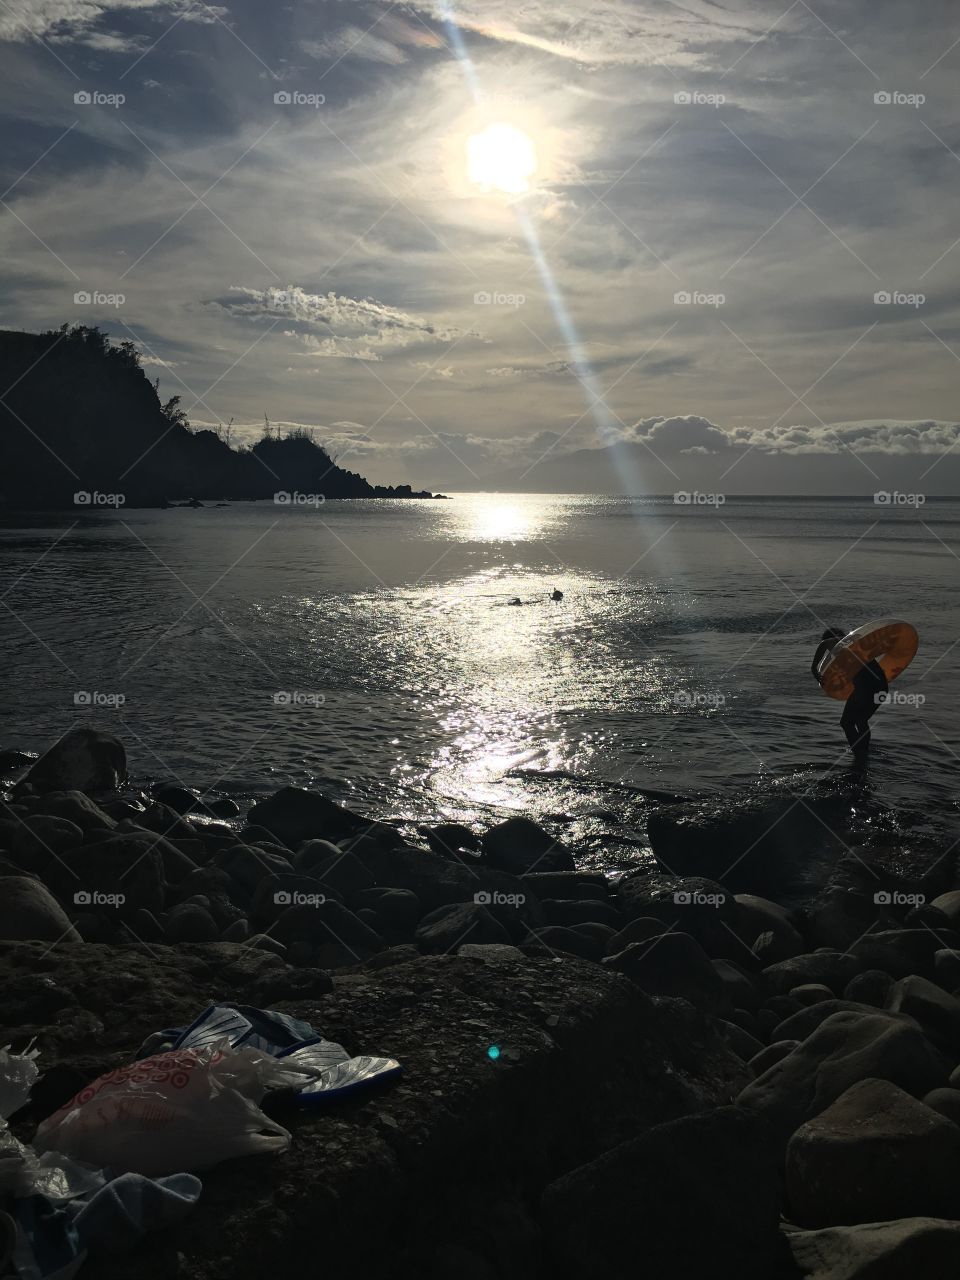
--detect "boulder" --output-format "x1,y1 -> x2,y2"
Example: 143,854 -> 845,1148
0,876 -> 82,944
843,970 -> 894,1008
10,816 -> 83,871
522,871 -> 610,900
49,835 -> 165,915
934,948 -> 960,990
734,893 -> 804,961
606,916 -> 674,955
772,1001 -> 878,1045
270,899 -> 383,951
541,1106 -> 783,1280
23,791 -> 116,835
295,838 -> 345,873
420,823 -> 480,857
540,898 -> 621,929
20,729 -> 126,794
886,975 -> 960,1055
931,890 -> 960,929
923,1088 -> 960,1126
458,943 -> 526,963
786,1217 -> 960,1279
165,903 -> 219,944
303,848 -> 373,897
415,903 -> 511,954
738,1010 -> 950,1147
216,844 -> 293,895
850,930 -> 957,979
646,783 -> 850,895
719,1019 -> 763,1062
714,959 -> 761,1011
246,787 -> 381,847
604,932 -> 723,1005
803,891 -> 884,951
480,817 -> 574,875
533,926 -> 605,962
763,952 -> 859,997
786,1078 -> 960,1226
354,887 -> 421,931
616,873 -> 735,957
750,1040 -> 800,1075
790,984 -> 836,1006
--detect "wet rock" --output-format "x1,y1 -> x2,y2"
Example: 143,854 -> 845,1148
137,801 -> 201,842
714,959 -> 761,1010
790,984 -> 836,1006
606,916 -> 672,955
270,899 -> 383,950
719,1019 -> 764,1062
49,833 -> 165,915
295,838 -> 344,872
128,908 -> 165,944
923,1088 -> 960,1125
772,1001 -> 878,1045
750,1040 -> 800,1075
786,1216 -> 960,1279
763,952 -> 859,997
215,843 -> 293,894
0,876 -> 82,944
354,887 -> 421,931
480,816 -> 574,875
933,948 -> 960,990
20,728 -> 126,794
738,1010 -> 950,1147
843,970 -> 894,1008
570,922 -> 617,953
247,787 -> 374,847
803,890 -> 885,951
850,929 -> 958,979
541,1106 -> 782,1280
458,943 -> 525,963
647,783 -> 851,895
416,903 -> 511,954
24,790 -> 117,835
786,1078 -> 960,1226
165,903 -> 219,944
616,873 -> 735,957
0,749 -> 37,774
886,975 -> 960,1055
521,871 -> 610,900
930,890 -> 960,929
540,898 -> 621,929
221,918 -> 250,943
534,926 -> 605,962
304,848 -> 374,896
421,823 -> 480,858
604,932 -> 724,1005
11,815 -> 84,870
734,894 -> 804,961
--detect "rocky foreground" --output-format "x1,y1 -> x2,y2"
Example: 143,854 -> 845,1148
4,729 -> 960,1278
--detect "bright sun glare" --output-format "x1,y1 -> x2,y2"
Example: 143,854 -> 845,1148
467,122 -> 538,195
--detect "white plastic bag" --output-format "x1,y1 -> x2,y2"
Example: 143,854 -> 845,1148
33,1044 -> 320,1177
0,1042 -> 40,1119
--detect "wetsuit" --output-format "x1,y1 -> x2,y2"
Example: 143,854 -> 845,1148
840,659 -> 887,757
811,642 -> 888,759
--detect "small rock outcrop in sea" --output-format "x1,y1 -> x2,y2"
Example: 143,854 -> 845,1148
5,729 -> 960,1277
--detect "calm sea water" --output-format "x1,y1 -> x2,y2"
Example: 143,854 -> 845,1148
2,495 -> 957,868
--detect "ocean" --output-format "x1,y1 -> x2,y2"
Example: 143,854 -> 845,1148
2,494 -> 957,870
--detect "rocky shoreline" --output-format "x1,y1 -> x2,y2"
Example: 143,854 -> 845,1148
4,728 -> 960,1277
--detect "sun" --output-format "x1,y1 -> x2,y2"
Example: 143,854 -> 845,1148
467,122 -> 538,195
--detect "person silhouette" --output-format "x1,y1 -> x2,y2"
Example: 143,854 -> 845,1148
811,627 -> 888,762
551,588 -> 564,601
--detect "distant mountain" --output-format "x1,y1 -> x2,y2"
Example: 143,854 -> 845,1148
0,325 -> 436,508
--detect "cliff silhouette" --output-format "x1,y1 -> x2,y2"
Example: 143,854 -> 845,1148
0,325 -> 435,508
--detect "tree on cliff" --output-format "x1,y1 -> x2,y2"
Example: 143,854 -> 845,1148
0,325 -> 432,508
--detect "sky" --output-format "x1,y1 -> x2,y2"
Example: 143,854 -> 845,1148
1,0 -> 960,493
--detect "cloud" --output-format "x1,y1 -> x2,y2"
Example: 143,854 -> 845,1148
623,414 -> 960,458
396,0 -> 791,69
0,0 -> 228,47
203,285 -> 477,360
302,14 -> 444,67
